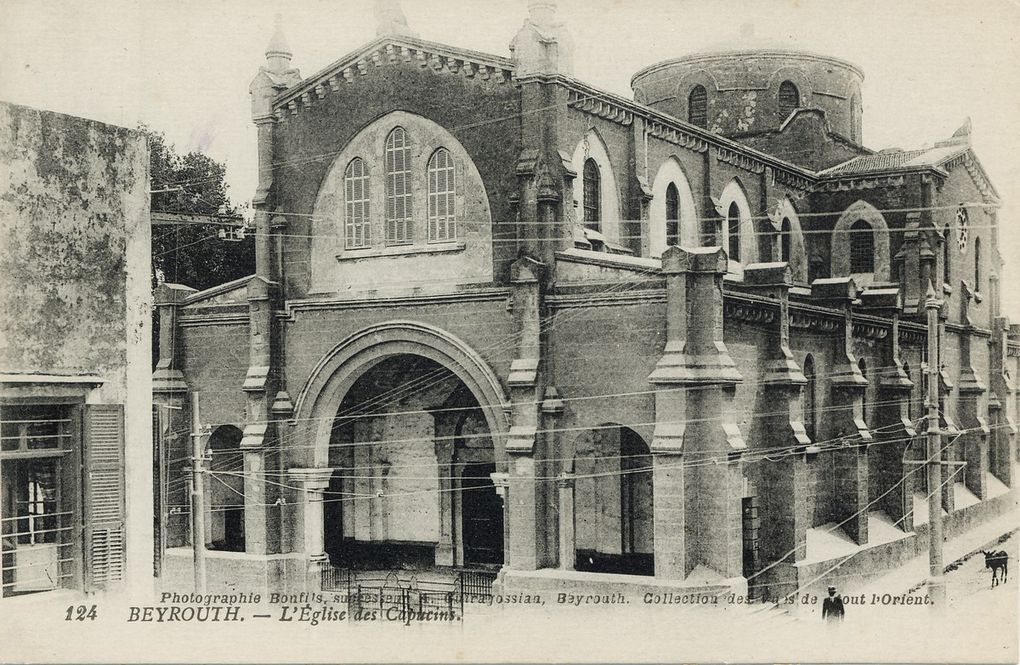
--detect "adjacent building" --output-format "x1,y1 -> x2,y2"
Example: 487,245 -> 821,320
155,1 -> 1019,599
0,101 -> 152,599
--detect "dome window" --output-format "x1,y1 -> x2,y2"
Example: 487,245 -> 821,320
779,80 -> 800,117
688,85 -> 707,128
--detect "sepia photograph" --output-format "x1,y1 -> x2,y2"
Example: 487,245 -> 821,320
0,0 -> 1018,662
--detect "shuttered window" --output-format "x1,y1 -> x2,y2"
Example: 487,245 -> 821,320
779,80 -> 800,117
688,85 -> 707,128
427,148 -> 456,242
84,404 -> 125,591
385,127 -> 412,245
344,158 -> 370,248
665,182 -> 680,247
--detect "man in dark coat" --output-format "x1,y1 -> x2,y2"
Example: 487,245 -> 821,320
822,586 -> 845,622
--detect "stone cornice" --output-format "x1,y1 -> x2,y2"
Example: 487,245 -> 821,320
179,312 -> 249,328
272,37 -> 514,121
280,288 -> 511,321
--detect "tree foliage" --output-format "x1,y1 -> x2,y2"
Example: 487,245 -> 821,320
147,128 -> 255,291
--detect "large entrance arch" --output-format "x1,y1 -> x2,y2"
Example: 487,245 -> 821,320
294,322 -> 510,569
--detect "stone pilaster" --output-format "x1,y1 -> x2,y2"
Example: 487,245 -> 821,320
506,257 -> 545,571
956,283 -> 989,499
556,473 -> 575,571
937,307 -> 958,513
742,264 -> 810,573
989,317 -> 1017,486
434,434 -> 455,566
862,288 -> 917,530
490,472 -> 510,568
812,277 -> 869,544
649,246 -> 744,580
153,283 -> 197,395
287,467 -> 333,589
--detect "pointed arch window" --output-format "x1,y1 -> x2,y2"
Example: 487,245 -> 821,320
849,219 -> 874,273
943,225 -> 952,286
582,158 -> 601,231
665,182 -> 680,247
803,355 -> 817,441
427,148 -> 456,243
344,158 -> 370,248
779,80 -> 800,117
384,127 -> 412,245
781,218 -> 792,263
688,85 -> 707,128
974,237 -> 982,292
727,202 -> 741,262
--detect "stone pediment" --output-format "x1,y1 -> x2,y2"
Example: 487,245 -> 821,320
271,36 -> 515,121
182,274 -> 256,308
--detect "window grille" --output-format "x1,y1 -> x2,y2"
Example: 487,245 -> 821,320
849,219 -> 874,273
665,182 -> 680,247
778,80 -> 800,117
727,202 -> 741,262
344,158 -> 370,248
385,127 -> 412,245
688,85 -> 707,127
582,159 -> 601,230
427,148 -> 456,242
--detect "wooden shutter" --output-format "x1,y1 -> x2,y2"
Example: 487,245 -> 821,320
84,404 -> 125,591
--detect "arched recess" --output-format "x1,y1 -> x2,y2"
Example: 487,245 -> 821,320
310,110 -> 494,294
207,425 -> 245,552
571,128 -> 623,247
570,423 -> 653,576
293,321 -> 510,468
774,197 -> 808,283
831,200 -> 891,284
719,178 -> 757,274
649,157 -> 699,257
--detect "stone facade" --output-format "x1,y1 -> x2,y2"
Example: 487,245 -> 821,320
156,1 -> 1019,599
0,101 -> 151,599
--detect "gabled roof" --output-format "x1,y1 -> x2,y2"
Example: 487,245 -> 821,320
273,35 -> 515,109
818,143 -> 969,176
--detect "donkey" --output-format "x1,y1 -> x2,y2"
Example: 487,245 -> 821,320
981,550 -> 1009,588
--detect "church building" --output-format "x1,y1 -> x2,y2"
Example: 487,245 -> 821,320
154,1 -> 1019,599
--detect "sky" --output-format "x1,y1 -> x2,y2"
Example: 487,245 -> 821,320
1,0 -> 1018,316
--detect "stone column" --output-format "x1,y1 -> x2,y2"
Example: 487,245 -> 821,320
556,473 -> 575,571
288,467 -> 333,588
649,246 -> 745,580
812,278 -> 870,545
434,436 -> 455,566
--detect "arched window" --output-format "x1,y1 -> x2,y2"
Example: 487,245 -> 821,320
427,148 -> 456,243
850,94 -> 860,143
779,80 -> 800,117
849,219 -> 874,273
665,182 -> 680,247
803,355 -> 816,441
781,218 -> 792,263
688,85 -> 707,128
727,201 -> 741,262
943,225 -> 952,286
384,127 -> 412,245
582,158 -> 601,231
344,158 -> 370,248
858,358 -> 870,424
974,237 -> 982,291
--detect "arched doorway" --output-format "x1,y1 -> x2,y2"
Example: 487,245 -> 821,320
207,425 -> 244,552
323,355 -> 504,570
573,424 -> 654,576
